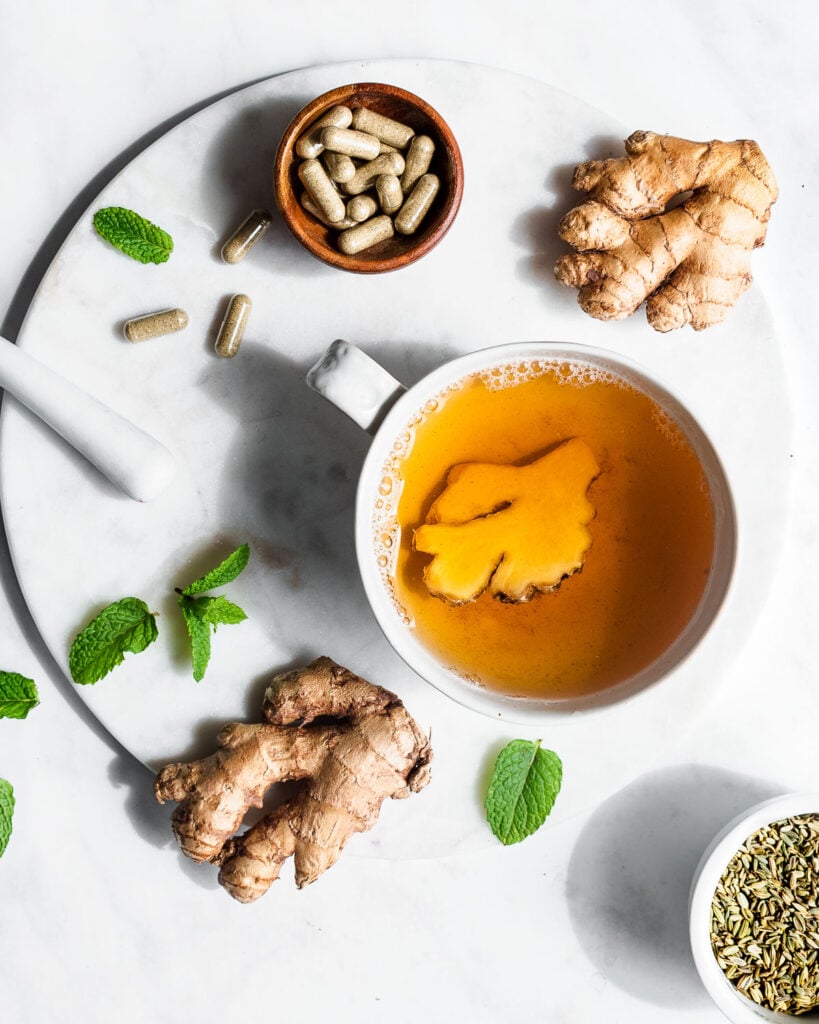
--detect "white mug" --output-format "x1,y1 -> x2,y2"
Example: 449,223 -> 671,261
307,339 -> 736,724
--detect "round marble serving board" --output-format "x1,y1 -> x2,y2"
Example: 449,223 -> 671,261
0,59 -> 791,860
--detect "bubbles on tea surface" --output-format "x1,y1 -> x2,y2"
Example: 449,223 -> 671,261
650,405 -> 687,450
379,476 -> 392,496
479,357 -> 620,391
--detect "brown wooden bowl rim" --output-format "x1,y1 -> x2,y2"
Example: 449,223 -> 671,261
274,82 -> 464,274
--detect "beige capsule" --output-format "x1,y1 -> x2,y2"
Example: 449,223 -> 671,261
350,107 -> 415,149
322,151 -> 356,184
295,104 -> 352,159
375,174 -> 403,215
347,194 -> 378,223
320,126 -> 380,161
123,308 -> 188,343
342,151 -> 405,196
215,294 -> 251,358
400,135 -> 435,194
300,191 -> 357,229
220,208 -> 272,264
337,215 -> 394,255
298,158 -> 346,223
395,173 -> 440,235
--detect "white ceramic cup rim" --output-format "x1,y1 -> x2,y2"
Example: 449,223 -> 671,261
689,793 -> 819,1022
354,340 -> 737,725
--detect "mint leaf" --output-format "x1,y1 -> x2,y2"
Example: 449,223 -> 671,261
179,597 -> 211,682
69,598 -> 158,684
182,544 -> 250,596
0,672 -> 39,719
485,739 -> 562,846
0,779 -> 14,858
197,595 -> 247,627
93,206 -> 173,264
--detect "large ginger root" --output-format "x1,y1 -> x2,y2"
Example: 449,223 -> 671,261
554,130 -> 778,331
414,438 -> 599,603
155,657 -> 432,903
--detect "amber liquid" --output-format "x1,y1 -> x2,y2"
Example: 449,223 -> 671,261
387,361 -> 715,700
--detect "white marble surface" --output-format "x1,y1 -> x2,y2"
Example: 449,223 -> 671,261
1,3 -> 816,1022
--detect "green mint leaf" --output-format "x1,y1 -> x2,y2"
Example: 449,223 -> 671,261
179,596 -> 211,682
69,597 -> 158,685
182,544 -> 250,595
0,672 -> 39,719
0,779 -> 14,858
485,739 -> 562,846
93,206 -> 174,264
197,595 -> 247,628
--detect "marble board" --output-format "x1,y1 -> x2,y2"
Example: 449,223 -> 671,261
0,60 -> 791,859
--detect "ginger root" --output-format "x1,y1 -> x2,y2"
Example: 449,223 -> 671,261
554,130 -> 778,331
413,438 -> 599,603
154,657 -> 432,903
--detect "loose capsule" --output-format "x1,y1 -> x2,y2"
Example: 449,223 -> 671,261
322,151 -> 356,184
215,294 -> 251,358
320,126 -> 380,161
375,174 -> 403,215
347,194 -> 378,223
220,208 -> 273,264
338,215 -> 394,255
300,191 -> 357,229
295,105 -> 352,159
342,151 -> 405,196
400,135 -> 435,194
298,158 -> 346,223
395,173 -> 440,235
123,308 -> 188,343
350,107 -> 415,149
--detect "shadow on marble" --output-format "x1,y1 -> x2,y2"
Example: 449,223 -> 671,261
565,763 -> 783,1009
202,88 -> 321,278
511,133 -> 624,311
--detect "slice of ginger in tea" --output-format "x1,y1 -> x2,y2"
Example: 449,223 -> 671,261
413,437 -> 600,604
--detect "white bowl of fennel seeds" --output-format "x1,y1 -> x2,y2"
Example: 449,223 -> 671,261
690,794 -> 819,1021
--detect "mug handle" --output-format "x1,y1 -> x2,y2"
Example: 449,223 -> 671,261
306,339 -> 406,435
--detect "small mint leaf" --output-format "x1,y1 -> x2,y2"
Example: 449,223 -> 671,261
0,779 -> 15,858
0,672 -> 39,719
182,544 -> 250,596
179,596 -> 211,682
93,206 -> 173,264
198,596 -> 247,628
69,598 -> 158,684
485,740 -> 562,846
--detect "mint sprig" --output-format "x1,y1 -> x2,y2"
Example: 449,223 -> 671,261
485,739 -> 562,846
69,597 -> 159,685
182,544 -> 250,596
177,545 -> 249,681
93,206 -> 174,265
0,779 -> 14,859
0,672 -> 39,719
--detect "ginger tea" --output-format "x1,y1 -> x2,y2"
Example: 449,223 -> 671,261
373,358 -> 717,701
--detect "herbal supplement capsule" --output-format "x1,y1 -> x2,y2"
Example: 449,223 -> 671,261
347,194 -> 378,223
215,294 -> 251,359
295,105 -> 352,159
220,208 -> 273,264
298,158 -> 346,223
320,126 -> 381,161
400,135 -> 435,194
343,151 -> 405,196
375,173 -> 403,215
300,191 -> 357,229
322,151 -> 356,184
338,215 -> 394,255
123,308 -> 188,343
350,107 -> 415,149
395,174 -> 440,235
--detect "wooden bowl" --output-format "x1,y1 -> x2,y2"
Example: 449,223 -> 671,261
274,82 -> 464,273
